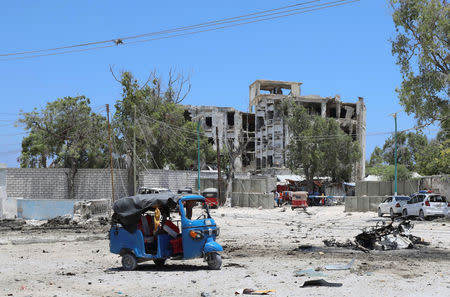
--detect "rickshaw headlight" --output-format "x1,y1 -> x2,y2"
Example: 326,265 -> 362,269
189,230 -> 204,240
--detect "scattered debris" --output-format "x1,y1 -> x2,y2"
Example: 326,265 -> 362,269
325,258 -> 355,270
323,220 -> 429,251
42,215 -> 75,227
295,268 -> 328,277
323,239 -> 354,248
235,289 -> 276,295
0,219 -> 26,231
224,263 -> 246,268
58,272 -> 76,276
296,245 -> 313,250
301,279 -> 343,287
200,292 -> 211,297
355,220 -> 428,251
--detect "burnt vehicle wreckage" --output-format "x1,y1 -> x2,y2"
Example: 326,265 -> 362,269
324,219 -> 430,252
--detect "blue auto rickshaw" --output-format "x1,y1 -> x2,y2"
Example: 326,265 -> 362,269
109,193 -> 223,270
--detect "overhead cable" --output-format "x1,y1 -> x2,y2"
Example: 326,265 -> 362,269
0,0 -> 360,61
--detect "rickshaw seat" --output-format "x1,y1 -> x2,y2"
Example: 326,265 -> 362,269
137,215 -> 154,243
163,220 -> 180,238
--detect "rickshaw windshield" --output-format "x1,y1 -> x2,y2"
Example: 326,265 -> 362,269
184,199 -> 211,220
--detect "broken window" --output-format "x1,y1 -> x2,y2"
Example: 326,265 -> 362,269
268,155 -> 273,167
205,116 -> 212,127
183,110 -> 192,121
256,117 -> 264,130
329,108 -> 336,118
227,112 -> 235,127
256,158 -> 261,170
340,108 -> 347,118
262,157 -> 266,168
208,137 -> 215,145
242,113 -> 255,131
268,111 -> 274,120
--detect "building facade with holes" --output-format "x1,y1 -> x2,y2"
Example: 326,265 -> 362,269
184,79 -> 366,180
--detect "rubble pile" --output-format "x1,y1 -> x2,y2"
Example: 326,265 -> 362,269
324,220 -> 429,251
0,218 -> 26,231
42,214 -> 77,227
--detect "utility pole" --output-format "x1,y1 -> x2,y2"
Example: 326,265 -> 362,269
390,112 -> 399,196
394,113 -> 398,196
106,104 -> 115,203
216,127 -> 222,205
133,105 -> 137,196
197,120 -> 201,194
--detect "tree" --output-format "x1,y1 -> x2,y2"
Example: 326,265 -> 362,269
415,138 -> 450,175
18,96 -> 108,198
366,164 -> 412,181
379,131 -> 428,171
369,146 -> 384,166
287,103 -> 361,191
390,0 -> 449,126
112,70 -> 215,192
368,129 -> 449,175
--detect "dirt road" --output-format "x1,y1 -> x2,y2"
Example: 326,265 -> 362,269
1,206 -> 449,297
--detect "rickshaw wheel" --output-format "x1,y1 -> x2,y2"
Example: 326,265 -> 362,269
206,252 -> 222,270
153,258 -> 166,266
121,253 -> 138,271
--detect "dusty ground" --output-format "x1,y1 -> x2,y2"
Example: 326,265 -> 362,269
1,206 -> 449,297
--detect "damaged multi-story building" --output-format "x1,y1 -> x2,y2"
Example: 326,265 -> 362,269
184,105 -> 255,172
185,79 -> 366,180
249,80 -> 366,180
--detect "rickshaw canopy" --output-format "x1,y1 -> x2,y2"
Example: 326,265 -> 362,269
293,191 -> 308,200
113,192 -> 180,232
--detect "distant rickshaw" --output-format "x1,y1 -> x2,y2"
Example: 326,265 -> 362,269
291,191 -> 308,210
202,188 -> 219,208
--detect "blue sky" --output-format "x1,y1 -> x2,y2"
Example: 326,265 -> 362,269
0,1 -> 438,167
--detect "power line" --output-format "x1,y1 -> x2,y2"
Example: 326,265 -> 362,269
0,0 -> 360,61
0,0 -> 321,57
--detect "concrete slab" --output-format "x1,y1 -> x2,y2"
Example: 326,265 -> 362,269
16,199 -> 78,220
367,182 -> 380,196
357,196 -> 370,212
344,196 -> 357,212
369,196 -> 384,212
356,181 -> 367,197
0,196 -> 17,219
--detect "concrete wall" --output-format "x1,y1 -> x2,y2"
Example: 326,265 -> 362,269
356,180 -> 420,197
419,175 -> 450,198
231,193 -> 273,209
6,168 -> 128,201
4,167 -> 270,198
345,196 -> 384,212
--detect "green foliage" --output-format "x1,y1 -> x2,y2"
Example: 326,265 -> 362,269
415,138 -> 450,175
113,71 -> 215,170
369,129 -> 449,175
379,131 -> 428,170
390,0 -> 449,126
18,96 -> 108,198
369,146 -> 384,166
287,103 -> 361,188
18,96 -> 107,169
366,164 -> 412,181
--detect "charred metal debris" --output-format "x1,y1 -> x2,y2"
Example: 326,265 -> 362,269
324,220 -> 429,252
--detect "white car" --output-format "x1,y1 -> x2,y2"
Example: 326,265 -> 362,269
402,192 -> 449,219
378,196 -> 410,218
